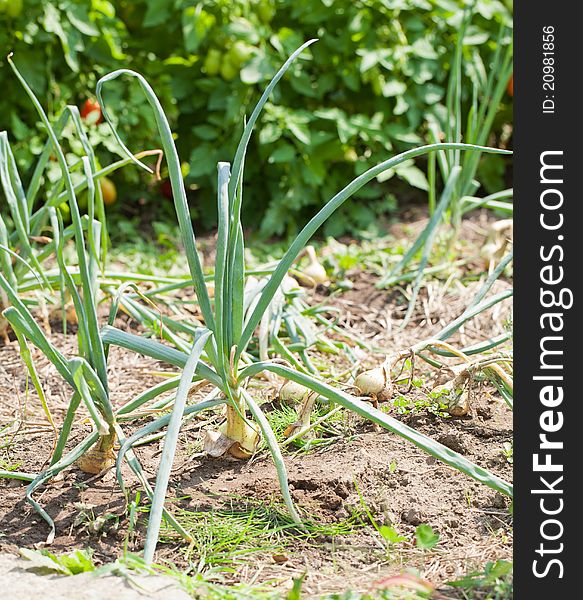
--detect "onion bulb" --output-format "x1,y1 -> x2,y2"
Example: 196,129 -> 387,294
355,367 -> 392,402
297,246 -> 328,286
223,404 -> 259,459
279,380 -> 309,406
46,292 -> 78,327
64,298 -> 78,325
432,375 -> 471,417
204,420 -> 260,459
448,391 -> 470,417
77,436 -> 115,474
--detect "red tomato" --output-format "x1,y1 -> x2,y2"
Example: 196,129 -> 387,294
160,179 -> 173,199
507,74 -> 513,97
80,99 -> 103,124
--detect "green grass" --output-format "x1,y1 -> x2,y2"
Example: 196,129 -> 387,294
265,401 -> 355,452
150,496 -> 363,569
108,219 -> 190,277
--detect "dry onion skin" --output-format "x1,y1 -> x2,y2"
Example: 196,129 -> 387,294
432,372 -> 471,417
76,443 -> 116,475
448,390 -> 470,417
204,421 -> 260,459
481,218 -> 513,265
283,390 -> 318,439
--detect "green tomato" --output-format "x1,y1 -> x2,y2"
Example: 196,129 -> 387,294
77,190 -> 89,211
344,148 -> 358,162
204,49 -> 222,76
220,56 -> 238,81
228,41 -> 253,67
5,0 -> 23,17
257,0 -> 275,24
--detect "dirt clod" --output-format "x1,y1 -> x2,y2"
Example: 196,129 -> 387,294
437,432 -> 468,454
401,508 -> 424,526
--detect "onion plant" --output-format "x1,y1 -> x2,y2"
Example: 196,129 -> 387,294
89,40 -> 513,563
119,268 -> 369,377
0,57 -> 193,544
0,60 -> 171,451
396,251 -> 513,410
377,8 -> 513,325
427,14 -> 513,223
0,56 -> 163,321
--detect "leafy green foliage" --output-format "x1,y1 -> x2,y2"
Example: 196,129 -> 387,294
414,524 -> 440,549
447,560 -> 513,598
19,547 -> 96,576
378,524 -> 407,546
1,1 -> 143,178
1,0 -> 511,236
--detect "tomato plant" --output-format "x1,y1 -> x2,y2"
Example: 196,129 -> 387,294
0,0 -> 23,18
203,49 -> 222,76
0,0 -> 512,236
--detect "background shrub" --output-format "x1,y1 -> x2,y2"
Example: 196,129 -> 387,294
0,0 -> 512,237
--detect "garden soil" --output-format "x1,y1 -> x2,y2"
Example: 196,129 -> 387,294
0,215 -> 513,598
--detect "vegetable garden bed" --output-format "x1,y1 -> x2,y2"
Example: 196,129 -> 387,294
0,217 -> 512,598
